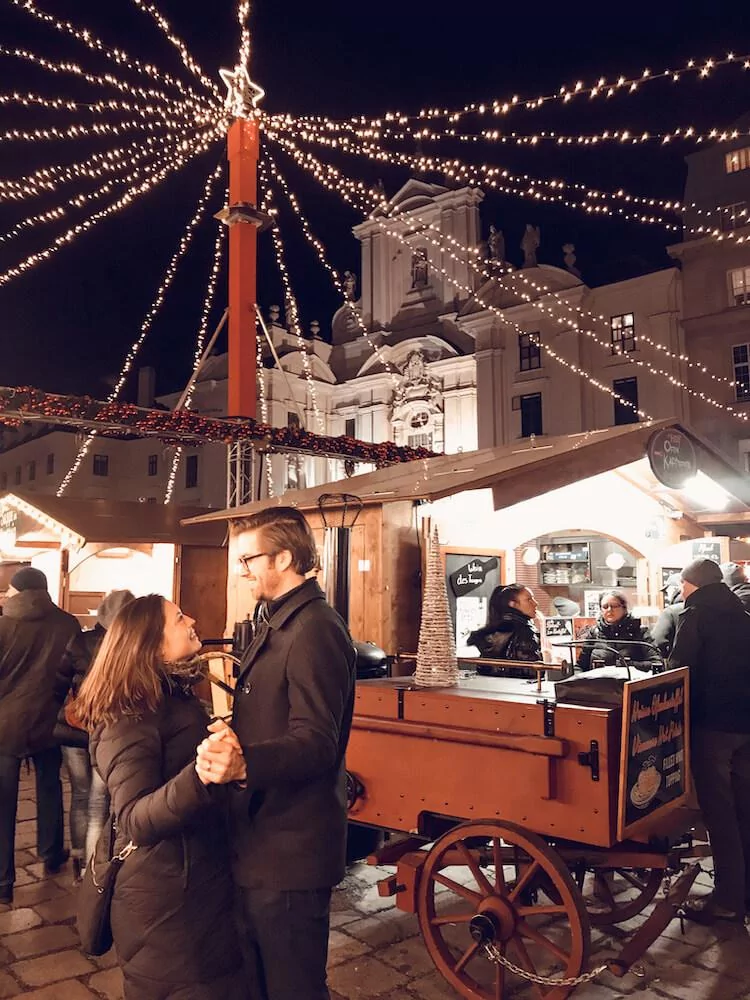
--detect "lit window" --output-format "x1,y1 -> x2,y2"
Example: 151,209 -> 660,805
519,332 -> 541,371
725,148 -> 750,174
610,313 -> 636,354
93,454 -> 109,477
729,267 -> 750,307
734,344 -> 750,402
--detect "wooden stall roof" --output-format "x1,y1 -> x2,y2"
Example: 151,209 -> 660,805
181,419 -> 750,525
1,492 -> 227,547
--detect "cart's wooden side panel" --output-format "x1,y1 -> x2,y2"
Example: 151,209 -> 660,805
354,685 -> 400,720
347,686 -> 618,847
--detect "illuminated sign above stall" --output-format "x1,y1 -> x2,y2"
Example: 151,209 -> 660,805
0,507 -> 17,551
647,429 -> 698,491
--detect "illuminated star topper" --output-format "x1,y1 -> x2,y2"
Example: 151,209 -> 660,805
219,63 -> 265,120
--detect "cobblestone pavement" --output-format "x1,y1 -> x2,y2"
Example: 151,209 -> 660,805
1,772 -> 749,999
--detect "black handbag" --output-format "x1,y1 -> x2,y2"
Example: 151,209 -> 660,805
76,814 -> 137,956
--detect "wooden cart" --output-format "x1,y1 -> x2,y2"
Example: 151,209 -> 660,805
346,665 -> 706,999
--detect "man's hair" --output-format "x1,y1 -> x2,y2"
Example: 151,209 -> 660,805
76,594 -> 167,729
230,506 -> 318,575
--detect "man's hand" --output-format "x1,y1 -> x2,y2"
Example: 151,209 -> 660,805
195,727 -> 247,785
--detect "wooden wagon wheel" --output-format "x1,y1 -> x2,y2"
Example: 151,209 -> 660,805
416,820 -> 591,1000
577,867 -> 663,927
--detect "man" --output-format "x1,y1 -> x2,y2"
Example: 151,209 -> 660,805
650,573 -> 684,657
668,557 -> 750,924
721,562 -> 750,611
197,507 -> 356,999
0,567 -> 82,904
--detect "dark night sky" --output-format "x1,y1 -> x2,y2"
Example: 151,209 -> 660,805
0,0 -> 748,400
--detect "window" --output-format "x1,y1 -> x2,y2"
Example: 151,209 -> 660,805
46,453 -> 54,475
719,202 -> 749,232
14,466 -> 21,485
93,454 -> 109,477
610,313 -> 636,354
520,393 -> 543,437
27,461 -> 36,482
519,332 -> 541,371
613,377 -> 640,425
726,147 -> 750,174
733,344 -> 750,402
287,411 -> 301,430
344,418 -> 356,438
0,472 -> 6,491
285,456 -> 306,490
185,454 -> 199,489
729,267 -> 750,307
148,454 -> 158,476
407,410 -> 433,449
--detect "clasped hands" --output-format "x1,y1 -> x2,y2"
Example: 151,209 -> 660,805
195,719 -> 247,786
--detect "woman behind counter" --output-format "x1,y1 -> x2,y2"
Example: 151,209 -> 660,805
76,595 -> 245,1000
468,584 -> 542,677
577,590 -> 662,672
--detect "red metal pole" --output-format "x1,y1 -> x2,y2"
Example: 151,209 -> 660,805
227,117 -> 259,419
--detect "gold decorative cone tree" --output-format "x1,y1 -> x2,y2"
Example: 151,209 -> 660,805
415,527 -> 459,687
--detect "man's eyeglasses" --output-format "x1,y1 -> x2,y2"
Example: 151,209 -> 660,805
237,552 -> 272,572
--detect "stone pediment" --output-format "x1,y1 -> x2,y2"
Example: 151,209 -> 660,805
373,179 -> 449,218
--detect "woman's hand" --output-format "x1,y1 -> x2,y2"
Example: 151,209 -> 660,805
195,726 -> 247,785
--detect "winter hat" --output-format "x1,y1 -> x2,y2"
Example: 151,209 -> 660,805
553,596 -> 581,617
10,566 -> 48,592
97,589 -> 135,629
680,558 -> 722,589
660,573 -> 682,593
721,562 -> 747,587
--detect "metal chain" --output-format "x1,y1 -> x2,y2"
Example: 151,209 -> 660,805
483,943 -> 609,988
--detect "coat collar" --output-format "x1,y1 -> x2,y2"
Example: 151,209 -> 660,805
266,578 -> 325,630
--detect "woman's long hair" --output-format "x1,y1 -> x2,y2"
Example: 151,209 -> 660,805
77,594 -> 167,729
489,584 -> 527,624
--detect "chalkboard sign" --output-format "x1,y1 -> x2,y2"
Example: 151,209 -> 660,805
443,548 -> 502,654
691,539 -> 722,564
617,668 -> 690,841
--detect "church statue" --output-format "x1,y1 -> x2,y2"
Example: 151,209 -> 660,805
411,247 -> 429,289
405,351 -> 427,385
343,271 -> 357,300
373,179 -> 387,202
521,224 -> 541,268
563,243 -> 582,278
488,225 -> 505,263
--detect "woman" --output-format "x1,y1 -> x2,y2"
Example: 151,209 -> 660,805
59,590 -> 134,880
76,595 -> 245,1000
468,584 -> 541,677
577,590 -> 662,672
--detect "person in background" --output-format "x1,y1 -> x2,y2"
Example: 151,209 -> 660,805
195,507 -> 356,1000
468,584 -> 542,677
76,595 -> 245,999
0,567 -> 81,905
721,562 -> 750,611
669,558 -> 750,924
577,590 -> 662,672
58,590 -> 135,881
650,573 -> 684,658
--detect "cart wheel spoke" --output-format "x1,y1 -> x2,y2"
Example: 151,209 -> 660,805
516,918 -> 571,964
495,959 -> 505,1000
457,841 -> 495,897
508,859 -> 540,903
454,939 -> 481,973
433,872 -> 482,906
516,904 -> 569,917
429,911 -> 474,927
594,873 -> 617,911
510,936 -> 546,1000
493,838 -> 506,892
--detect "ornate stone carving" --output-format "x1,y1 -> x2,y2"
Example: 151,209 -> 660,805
563,243 -> 582,278
411,247 -> 429,289
343,271 -> 357,300
521,224 -> 541,268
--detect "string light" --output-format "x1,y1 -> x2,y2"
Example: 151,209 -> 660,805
127,0 -> 224,104
58,155 -> 225,496
263,148 -> 401,390
9,0 -> 214,113
256,321 -> 274,498
258,158 -> 325,432
238,1 -> 252,72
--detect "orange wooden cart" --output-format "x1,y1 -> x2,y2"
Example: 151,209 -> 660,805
346,664 -> 706,1000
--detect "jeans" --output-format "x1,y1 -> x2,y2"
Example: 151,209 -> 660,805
691,728 -> 750,913
0,747 -> 64,893
236,886 -> 332,1000
61,746 -> 110,863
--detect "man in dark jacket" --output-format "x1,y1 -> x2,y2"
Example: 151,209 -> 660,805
668,557 -> 750,924
650,573 -> 684,657
0,566 -> 82,903
197,507 -> 356,1000
721,562 -> 750,611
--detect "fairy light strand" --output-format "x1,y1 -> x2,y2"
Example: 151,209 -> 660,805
238,1 -> 252,72
58,155 -> 225,496
9,0 -> 214,113
259,158 -> 325,433
164,224 -> 226,503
